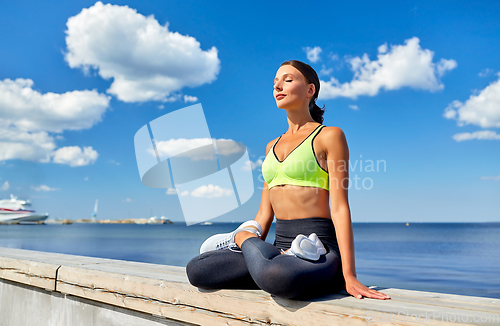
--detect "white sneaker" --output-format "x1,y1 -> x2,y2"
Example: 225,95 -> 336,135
283,234 -> 320,261
308,233 -> 327,255
283,233 -> 327,261
199,220 -> 263,254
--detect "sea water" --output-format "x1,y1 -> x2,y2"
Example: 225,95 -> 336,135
0,222 -> 498,299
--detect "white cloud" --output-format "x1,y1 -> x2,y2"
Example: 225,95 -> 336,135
0,78 -> 110,133
0,78 -> 109,165
443,75 -> 500,129
452,130 -> 500,142
52,146 -> 98,167
190,184 -> 233,198
478,68 -> 494,77
330,54 -> 339,61
304,46 -> 322,63
0,127 -> 56,162
348,104 -> 360,110
436,58 -> 456,77
109,160 -> 120,166
166,187 -> 177,195
251,158 -> 263,170
175,184 -> 234,198
122,198 -> 133,202
1,181 -> 9,190
152,138 -> 244,161
65,1 -> 220,103
319,65 -> 333,76
183,95 -> 198,103
319,37 -> 457,100
84,177 -> 89,181
153,137 -> 213,159
215,139 -> 245,156
242,159 -> 263,171
31,185 -> 60,192
480,175 -> 500,181
0,130 -> 97,166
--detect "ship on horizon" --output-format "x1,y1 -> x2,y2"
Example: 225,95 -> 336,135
0,194 -> 49,224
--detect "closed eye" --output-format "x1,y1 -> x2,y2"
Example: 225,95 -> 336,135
273,79 -> 293,88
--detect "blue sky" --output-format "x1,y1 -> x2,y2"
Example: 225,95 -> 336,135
0,0 -> 499,222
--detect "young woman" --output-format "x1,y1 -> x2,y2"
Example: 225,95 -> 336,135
186,60 -> 390,301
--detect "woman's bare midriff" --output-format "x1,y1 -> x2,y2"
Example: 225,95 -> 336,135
269,185 -> 331,220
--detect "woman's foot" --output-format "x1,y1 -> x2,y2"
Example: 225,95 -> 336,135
199,220 -> 262,254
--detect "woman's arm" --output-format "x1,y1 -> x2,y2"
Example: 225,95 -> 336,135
254,139 -> 277,240
324,127 -> 390,300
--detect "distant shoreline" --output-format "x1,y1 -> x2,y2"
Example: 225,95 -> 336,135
2,220 -> 498,226
1,218 -> 174,225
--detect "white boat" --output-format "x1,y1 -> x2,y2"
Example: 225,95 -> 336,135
0,194 -> 49,223
147,216 -> 173,224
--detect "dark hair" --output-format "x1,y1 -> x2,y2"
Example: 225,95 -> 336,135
280,60 -> 325,124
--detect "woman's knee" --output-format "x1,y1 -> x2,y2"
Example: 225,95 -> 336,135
258,275 -> 303,299
247,262 -> 303,298
185,257 -> 199,285
187,251 -> 255,290
186,255 -> 209,288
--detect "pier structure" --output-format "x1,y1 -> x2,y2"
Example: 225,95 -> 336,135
0,247 -> 498,325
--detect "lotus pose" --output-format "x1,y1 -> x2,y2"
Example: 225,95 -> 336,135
186,60 -> 390,301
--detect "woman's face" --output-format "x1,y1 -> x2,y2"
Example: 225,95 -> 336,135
273,65 -> 315,110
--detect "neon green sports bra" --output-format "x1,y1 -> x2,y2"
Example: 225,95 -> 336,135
262,124 -> 329,191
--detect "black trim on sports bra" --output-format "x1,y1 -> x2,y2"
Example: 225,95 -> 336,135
311,125 -> 329,173
272,124 -> 322,163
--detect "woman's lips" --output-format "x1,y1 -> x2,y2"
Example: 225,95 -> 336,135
276,94 -> 286,100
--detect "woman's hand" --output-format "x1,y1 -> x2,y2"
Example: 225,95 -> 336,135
345,275 -> 391,300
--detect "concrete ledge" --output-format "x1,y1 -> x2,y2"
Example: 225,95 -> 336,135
1,247 -> 499,326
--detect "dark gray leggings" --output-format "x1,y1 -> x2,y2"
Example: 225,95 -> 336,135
186,217 -> 345,300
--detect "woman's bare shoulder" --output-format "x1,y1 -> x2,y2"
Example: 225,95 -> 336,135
317,126 -> 348,155
320,125 -> 346,139
318,127 -> 349,158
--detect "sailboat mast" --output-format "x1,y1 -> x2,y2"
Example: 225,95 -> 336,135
92,199 -> 98,222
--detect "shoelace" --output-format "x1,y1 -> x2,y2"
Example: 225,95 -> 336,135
215,238 -> 242,252
215,226 -> 262,251
216,237 -> 232,250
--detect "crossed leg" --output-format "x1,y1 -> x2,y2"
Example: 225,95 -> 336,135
186,236 -> 344,299
240,237 -> 344,299
186,248 -> 259,290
